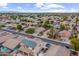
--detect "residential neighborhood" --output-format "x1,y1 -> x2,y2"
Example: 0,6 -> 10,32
0,13 -> 79,56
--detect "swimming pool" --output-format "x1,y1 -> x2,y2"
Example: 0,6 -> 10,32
1,47 -> 9,52
1,47 -> 18,52
22,38 -> 37,48
13,47 -> 18,51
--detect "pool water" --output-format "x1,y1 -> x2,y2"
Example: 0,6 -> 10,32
13,47 -> 18,51
1,47 -> 18,52
1,47 -> 9,52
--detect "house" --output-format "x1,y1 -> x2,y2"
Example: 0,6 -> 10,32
58,30 -> 71,42
2,39 -> 21,50
33,27 -> 45,36
21,38 -> 37,49
0,16 -> 8,21
76,25 -> 79,33
0,34 -> 15,44
17,46 -> 33,56
45,44 -> 70,56
78,34 -> 79,39
0,36 -> 9,44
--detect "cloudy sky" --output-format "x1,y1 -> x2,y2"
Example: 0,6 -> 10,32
0,3 -> 79,12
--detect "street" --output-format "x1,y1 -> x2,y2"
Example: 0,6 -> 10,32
0,28 -> 72,49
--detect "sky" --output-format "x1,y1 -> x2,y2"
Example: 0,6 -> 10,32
0,3 -> 79,12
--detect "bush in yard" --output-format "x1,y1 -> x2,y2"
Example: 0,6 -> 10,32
25,28 -> 35,34
16,24 -> 22,30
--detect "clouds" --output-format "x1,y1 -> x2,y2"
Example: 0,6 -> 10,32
33,3 -> 65,12
17,6 -> 22,9
0,3 -> 8,7
34,3 -> 66,12
0,3 -> 79,13
34,3 -> 79,13
44,3 -> 64,8
35,3 -> 64,9
35,3 -> 44,8
0,0 -> 79,3
32,8 -> 79,13
0,3 -> 8,9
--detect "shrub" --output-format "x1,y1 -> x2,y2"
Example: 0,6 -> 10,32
25,28 -> 35,34
16,24 -> 22,30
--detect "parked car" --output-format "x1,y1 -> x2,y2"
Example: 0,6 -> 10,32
45,43 -> 51,48
37,43 -> 51,56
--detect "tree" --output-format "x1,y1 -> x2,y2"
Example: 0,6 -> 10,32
43,24 -> 52,29
25,28 -> 35,34
44,20 -> 50,24
16,24 -> 22,30
0,24 -> 5,29
62,16 -> 68,21
10,15 -> 17,20
76,17 -> 79,26
38,20 -> 43,27
70,37 -> 79,51
76,17 -> 79,21
47,27 -> 54,38
43,20 -> 52,29
60,24 -> 65,31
